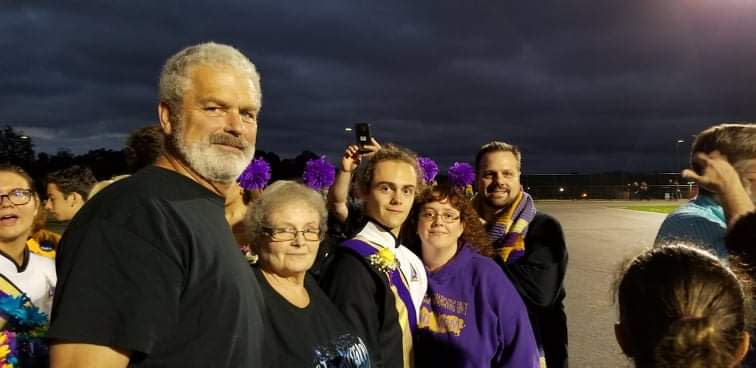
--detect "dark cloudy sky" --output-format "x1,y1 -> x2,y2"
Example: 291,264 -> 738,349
3,0 -> 756,173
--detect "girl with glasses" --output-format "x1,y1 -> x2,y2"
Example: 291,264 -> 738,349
0,164 -> 56,367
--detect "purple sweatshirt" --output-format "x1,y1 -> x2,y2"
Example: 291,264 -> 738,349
414,244 -> 540,368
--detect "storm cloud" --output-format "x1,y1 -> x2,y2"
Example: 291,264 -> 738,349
2,0 -> 755,172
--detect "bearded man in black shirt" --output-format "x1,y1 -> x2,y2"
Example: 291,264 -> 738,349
48,42 -> 265,368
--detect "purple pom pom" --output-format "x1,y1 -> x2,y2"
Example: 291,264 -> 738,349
417,157 -> 439,184
448,162 -> 475,187
303,156 -> 336,190
237,158 -> 271,190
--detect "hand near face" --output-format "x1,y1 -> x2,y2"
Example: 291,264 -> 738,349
682,151 -> 741,194
683,150 -> 756,226
341,138 -> 382,172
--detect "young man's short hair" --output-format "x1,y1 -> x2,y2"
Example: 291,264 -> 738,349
46,165 -> 97,201
354,144 -> 424,194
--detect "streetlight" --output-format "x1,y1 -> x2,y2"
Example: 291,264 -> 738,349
343,127 -> 353,146
675,139 -> 685,171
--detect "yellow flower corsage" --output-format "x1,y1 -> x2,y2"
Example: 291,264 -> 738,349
368,247 -> 397,272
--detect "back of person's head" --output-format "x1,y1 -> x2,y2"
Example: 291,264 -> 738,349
354,143 -> 423,194
691,123 -> 756,174
475,140 -> 522,173
244,180 -> 328,238
124,125 -> 164,172
46,165 -> 97,201
614,245 -> 751,368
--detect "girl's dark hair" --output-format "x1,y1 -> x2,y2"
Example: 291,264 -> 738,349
403,183 -> 493,257
614,245 -> 751,368
0,163 -> 36,192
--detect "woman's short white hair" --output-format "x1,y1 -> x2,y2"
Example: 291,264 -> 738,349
245,181 -> 328,241
158,42 -> 262,111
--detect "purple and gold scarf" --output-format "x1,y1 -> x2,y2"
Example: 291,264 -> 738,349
475,190 -> 536,264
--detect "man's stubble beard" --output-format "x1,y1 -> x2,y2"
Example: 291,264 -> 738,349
483,195 -> 514,211
480,183 -> 517,211
168,114 -> 255,183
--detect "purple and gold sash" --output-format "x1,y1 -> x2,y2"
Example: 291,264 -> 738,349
342,239 -> 418,332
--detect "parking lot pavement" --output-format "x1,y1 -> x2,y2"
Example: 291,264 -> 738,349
535,201 -> 668,367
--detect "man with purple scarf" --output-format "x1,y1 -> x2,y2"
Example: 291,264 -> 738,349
472,141 -> 569,368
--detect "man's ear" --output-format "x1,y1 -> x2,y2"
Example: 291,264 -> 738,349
67,192 -> 85,206
158,102 -> 173,135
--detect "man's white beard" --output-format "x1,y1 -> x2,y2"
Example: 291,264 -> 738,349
170,121 -> 255,183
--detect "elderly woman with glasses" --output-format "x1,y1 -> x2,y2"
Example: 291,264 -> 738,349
407,184 -> 539,368
245,181 -> 370,367
0,164 -> 56,367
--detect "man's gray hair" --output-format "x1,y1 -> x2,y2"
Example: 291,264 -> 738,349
244,181 -> 328,239
158,42 -> 262,111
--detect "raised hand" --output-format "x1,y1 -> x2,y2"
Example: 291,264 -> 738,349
682,150 -> 754,225
681,151 -> 741,194
341,138 -> 382,173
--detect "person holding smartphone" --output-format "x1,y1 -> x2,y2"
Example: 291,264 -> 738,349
310,134 -> 381,280
320,143 -> 428,367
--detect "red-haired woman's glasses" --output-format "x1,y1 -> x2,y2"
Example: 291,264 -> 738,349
419,210 -> 460,223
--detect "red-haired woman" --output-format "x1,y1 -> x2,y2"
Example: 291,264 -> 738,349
407,184 -> 539,367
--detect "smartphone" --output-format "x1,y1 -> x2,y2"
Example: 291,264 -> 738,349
354,122 -> 372,152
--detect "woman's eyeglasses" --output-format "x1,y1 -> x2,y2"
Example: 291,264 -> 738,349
419,210 -> 460,223
261,227 -> 322,241
0,189 -> 33,206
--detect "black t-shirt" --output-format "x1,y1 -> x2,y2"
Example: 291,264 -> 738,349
48,166 -> 265,367
254,268 -> 370,367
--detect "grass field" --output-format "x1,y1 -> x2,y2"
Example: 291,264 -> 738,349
621,204 -> 681,214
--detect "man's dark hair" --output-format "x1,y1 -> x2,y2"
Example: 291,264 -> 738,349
124,125 -> 164,172
46,165 -> 97,201
475,141 -> 522,172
